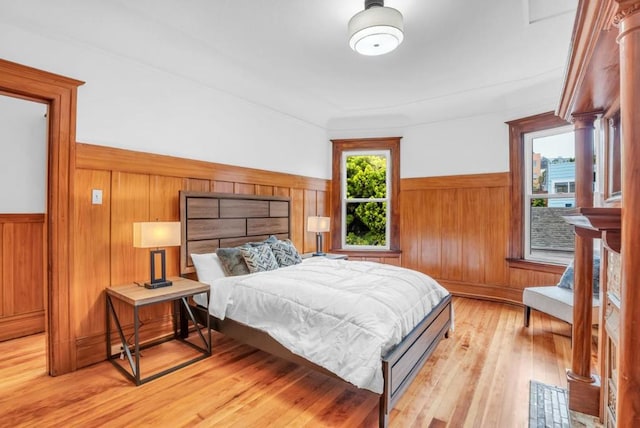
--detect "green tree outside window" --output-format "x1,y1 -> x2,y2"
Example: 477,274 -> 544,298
345,155 -> 387,246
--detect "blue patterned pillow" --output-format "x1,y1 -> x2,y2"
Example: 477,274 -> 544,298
270,239 -> 302,267
240,244 -> 279,273
557,257 -> 600,295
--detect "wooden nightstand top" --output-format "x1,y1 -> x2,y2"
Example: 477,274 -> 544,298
301,253 -> 348,260
106,277 -> 209,307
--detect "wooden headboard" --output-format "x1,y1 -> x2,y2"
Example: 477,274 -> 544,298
179,191 -> 291,276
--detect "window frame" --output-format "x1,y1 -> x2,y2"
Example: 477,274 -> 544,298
522,124 -> 576,263
331,137 -> 400,254
506,112 -> 571,271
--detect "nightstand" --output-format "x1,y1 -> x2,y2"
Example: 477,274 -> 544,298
301,253 -> 348,260
105,277 -> 211,385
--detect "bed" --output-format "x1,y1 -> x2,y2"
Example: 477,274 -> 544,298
179,191 -> 452,427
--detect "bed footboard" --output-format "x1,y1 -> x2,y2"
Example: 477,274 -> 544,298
186,294 -> 452,428
379,294 -> 453,427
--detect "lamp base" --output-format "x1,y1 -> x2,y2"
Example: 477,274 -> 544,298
144,279 -> 173,289
314,233 -> 325,257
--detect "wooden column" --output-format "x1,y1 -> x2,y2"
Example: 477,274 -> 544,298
615,2 -> 640,425
567,113 -> 599,416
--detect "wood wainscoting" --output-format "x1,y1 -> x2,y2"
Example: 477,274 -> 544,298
62,145 -> 563,371
71,143 -> 330,369
400,173 -> 562,303
0,214 -> 45,341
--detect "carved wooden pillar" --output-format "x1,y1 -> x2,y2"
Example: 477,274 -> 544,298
615,2 -> 640,425
566,113 -> 599,416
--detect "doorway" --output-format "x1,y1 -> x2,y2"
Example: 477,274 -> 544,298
0,59 -> 83,376
0,94 -> 47,349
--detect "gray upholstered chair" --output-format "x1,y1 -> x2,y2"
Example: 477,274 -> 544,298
523,258 -> 600,327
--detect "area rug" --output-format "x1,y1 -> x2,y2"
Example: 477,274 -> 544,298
529,380 -> 571,428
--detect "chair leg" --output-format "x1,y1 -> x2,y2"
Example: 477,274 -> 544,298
524,306 -> 531,327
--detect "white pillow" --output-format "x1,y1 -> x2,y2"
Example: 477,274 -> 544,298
191,253 -> 226,283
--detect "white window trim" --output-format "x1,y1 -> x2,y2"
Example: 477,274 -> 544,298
341,149 -> 391,250
523,125 -> 575,263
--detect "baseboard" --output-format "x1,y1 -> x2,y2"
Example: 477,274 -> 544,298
437,280 -> 522,305
75,315 -> 175,368
0,311 -> 45,341
567,371 -> 601,417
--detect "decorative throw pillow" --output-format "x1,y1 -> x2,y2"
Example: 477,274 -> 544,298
191,253 -> 226,282
240,244 -> 279,273
246,235 -> 278,247
216,247 -> 250,276
556,256 -> 601,295
270,239 -> 302,267
557,260 -> 574,289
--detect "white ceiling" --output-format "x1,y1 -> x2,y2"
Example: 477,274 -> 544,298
2,0 -> 578,131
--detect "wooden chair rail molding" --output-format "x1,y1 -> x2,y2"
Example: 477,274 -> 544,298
0,214 -> 45,223
400,172 -> 509,191
76,143 -> 330,192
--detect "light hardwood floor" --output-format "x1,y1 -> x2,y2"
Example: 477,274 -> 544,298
0,297 -> 595,427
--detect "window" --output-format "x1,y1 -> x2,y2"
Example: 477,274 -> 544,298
553,181 -> 576,194
523,125 -> 577,262
342,151 -> 390,249
331,137 -> 400,253
508,112 -> 578,267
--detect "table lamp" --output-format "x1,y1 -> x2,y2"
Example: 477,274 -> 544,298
307,216 -> 330,256
133,221 -> 181,289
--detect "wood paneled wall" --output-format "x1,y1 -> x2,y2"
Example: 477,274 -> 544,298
400,173 -> 561,303
0,214 -> 45,341
64,142 -> 563,369
71,143 -> 330,368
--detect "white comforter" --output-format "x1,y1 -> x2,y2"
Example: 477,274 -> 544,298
202,257 -> 450,393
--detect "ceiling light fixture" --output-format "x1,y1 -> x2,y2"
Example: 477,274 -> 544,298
348,0 -> 404,56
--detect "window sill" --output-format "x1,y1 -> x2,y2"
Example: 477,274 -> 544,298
506,258 -> 567,275
330,249 -> 402,259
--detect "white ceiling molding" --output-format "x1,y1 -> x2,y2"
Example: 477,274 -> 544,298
525,0 -> 577,24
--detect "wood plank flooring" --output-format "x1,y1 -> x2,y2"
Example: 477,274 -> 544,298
0,297 -> 595,427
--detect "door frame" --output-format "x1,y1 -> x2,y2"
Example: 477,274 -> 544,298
0,59 -> 83,375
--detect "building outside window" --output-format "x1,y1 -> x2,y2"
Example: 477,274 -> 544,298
523,125 -> 580,263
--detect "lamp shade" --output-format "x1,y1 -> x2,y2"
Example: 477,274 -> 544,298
307,216 -> 330,233
348,5 -> 404,56
133,222 -> 181,248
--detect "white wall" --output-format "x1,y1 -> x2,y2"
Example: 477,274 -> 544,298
0,96 -> 47,213
0,23 -> 331,180
401,113 -> 510,178
326,73 -> 563,178
326,113 -> 510,178
0,5 -> 562,182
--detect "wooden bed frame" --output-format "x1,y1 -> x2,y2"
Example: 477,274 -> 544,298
179,191 -> 452,427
